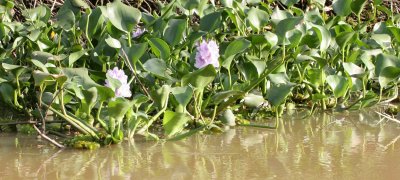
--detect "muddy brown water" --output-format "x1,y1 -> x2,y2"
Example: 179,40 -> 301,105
1,110 -> 400,179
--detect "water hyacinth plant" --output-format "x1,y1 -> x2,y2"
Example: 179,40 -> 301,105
1,0 -> 400,148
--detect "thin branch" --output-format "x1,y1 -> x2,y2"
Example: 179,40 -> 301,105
33,125 -> 65,148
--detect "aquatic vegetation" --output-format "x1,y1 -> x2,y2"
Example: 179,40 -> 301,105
1,0 -> 400,147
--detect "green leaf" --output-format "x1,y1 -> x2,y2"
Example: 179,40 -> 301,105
69,50 -> 88,67
0,83 -> 14,105
171,86 -> 193,107
122,42 -> 148,66
105,35 -> 121,48
224,38 -> 251,58
163,110 -> 191,137
164,19 -> 187,46
22,5 -> 50,22
80,8 -> 104,39
333,0 -> 352,16
56,7 -> 75,31
182,64 -> 217,89
326,75 -> 350,98
151,85 -> 171,109
178,0 -> 201,10
243,93 -> 265,108
388,26 -> 400,43
343,62 -> 365,78
268,72 -> 291,84
247,7 -> 269,32
221,0 -> 233,7
148,38 -> 170,60
276,17 -> 303,44
211,90 -> 243,105
379,66 -> 400,87
62,68 -> 99,89
279,0 -> 300,6
336,31 -> 356,49
271,8 -> 293,26
1,63 -> 28,78
307,68 -> 325,87
351,0 -> 367,17
108,98 -> 134,122
312,25 -> 331,52
143,58 -> 170,79
267,83 -> 295,107
375,54 -> 400,77
32,71 -> 55,86
199,11 -> 222,33
71,0 -> 90,8
104,0 -> 141,33
81,87 -> 98,114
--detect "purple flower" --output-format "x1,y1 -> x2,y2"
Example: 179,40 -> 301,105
105,67 -> 132,98
132,28 -> 145,38
195,40 -> 220,69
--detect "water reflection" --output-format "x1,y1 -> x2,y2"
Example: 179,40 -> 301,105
1,109 -> 400,179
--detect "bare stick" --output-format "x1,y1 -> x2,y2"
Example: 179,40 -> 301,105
375,111 -> 400,124
33,125 -> 65,148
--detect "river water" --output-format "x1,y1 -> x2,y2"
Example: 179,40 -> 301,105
1,109 -> 400,179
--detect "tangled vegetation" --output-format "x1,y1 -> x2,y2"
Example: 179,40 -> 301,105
1,0 -> 400,148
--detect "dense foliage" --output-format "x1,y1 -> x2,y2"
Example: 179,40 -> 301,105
1,0 -> 400,147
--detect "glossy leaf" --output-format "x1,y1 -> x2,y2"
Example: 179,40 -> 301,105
379,66 -> 400,87
279,0 -> 300,6
247,8 -> 269,32
199,11 -> 222,33
151,85 -> 171,109
164,19 -> 187,46
143,58 -> 169,79
375,54 -> 400,77
333,0 -> 352,16
267,83 -> 295,107
182,64 -> 217,89
171,86 -> 193,107
104,0 -> 141,33
148,38 -> 170,60
163,110 -> 191,137
326,75 -> 350,98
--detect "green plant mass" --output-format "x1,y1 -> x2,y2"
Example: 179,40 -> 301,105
1,0 -> 400,147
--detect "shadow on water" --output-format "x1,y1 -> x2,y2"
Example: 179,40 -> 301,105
1,109 -> 400,179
